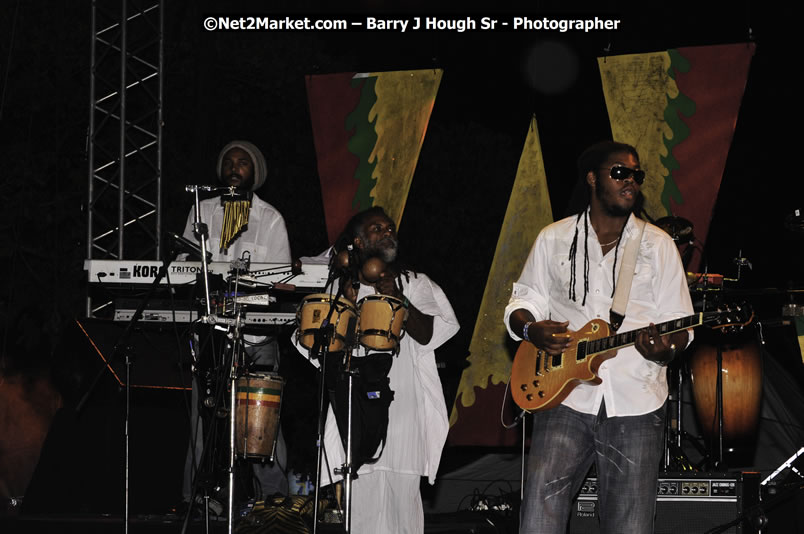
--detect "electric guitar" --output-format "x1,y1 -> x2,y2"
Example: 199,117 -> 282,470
510,305 -> 754,412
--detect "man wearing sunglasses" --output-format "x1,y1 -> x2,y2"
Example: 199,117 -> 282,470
505,141 -> 693,533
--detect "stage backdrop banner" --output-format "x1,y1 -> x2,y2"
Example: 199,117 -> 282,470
598,43 -> 755,271
448,117 -> 553,446
305,69 -> 442,244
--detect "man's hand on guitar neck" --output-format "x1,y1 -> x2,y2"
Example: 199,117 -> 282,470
635,323 -> 688,366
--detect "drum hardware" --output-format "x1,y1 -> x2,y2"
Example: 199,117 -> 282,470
732,250 -> 752,283
687,272 -> 724,288
299,250 -> 409,533
781,303 -> 804,316
656,215 -> 695,243
656,215 -> 697,268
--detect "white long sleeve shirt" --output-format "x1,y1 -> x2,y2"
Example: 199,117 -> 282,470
504,211 -> 694,417
181,195 -> 291,264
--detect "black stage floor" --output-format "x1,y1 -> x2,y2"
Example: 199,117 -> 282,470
0,511 -> 516,534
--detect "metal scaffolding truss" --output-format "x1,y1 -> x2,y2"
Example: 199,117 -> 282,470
86,0 -> 163,263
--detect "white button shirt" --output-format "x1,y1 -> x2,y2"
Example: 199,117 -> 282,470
504,211 -> 694,417
181,195 -> 291,264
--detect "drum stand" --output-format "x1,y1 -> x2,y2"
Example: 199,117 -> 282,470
664,359 -> 691,471
663,355 -> 708,471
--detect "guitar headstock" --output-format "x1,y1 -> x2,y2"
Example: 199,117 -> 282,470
701,302 -> 755,333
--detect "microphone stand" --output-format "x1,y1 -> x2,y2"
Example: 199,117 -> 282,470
179,184 -> 225,534
76,244 -> 179,533
341,333 -> 359,534
186,185 -> 215,317
310,247 -> 362,533
338,247 -> 364,533
310,280 -> 348,533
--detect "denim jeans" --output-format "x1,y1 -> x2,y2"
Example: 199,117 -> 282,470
520,401 -> 665,534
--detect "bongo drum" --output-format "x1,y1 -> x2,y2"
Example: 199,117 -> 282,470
356,294 -> 408,352
296,293 -> 357,353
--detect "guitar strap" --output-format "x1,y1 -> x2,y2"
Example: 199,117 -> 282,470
609,216 -> 647,332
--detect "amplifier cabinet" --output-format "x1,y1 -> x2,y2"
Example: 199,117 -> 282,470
569,472 -> 761,534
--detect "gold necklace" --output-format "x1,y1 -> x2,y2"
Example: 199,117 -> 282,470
600,236 -> 620,247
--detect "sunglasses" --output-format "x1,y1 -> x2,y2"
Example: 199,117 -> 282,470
601,165 -> 646,185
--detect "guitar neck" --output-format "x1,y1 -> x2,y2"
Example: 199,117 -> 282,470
586,313 -> 701,356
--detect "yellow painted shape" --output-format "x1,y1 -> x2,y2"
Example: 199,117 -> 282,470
363,69 -> 443,230
597,51 -> 677,219
450,117 -> 553,426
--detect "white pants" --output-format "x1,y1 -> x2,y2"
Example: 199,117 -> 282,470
348,471 -> 423,534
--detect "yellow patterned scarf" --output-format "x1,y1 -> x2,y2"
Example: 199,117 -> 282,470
220,199 -> 250,252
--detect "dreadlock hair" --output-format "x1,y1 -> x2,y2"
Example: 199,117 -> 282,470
329,206 -> 412,287
568,141 -> 639,305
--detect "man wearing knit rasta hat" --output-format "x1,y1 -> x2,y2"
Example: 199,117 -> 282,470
217,140 -> 267,191
179,140 -> 292,509
181,140 -> 290,260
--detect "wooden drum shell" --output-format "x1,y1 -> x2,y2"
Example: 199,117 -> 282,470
688,331 -> 762,443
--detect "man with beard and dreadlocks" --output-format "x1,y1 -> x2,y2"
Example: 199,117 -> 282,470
178,140 -> 292,509
297,206 -> 459,533
505,141 -> 694,534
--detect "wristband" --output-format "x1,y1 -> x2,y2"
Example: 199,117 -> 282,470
523,321 -> 534,342
402,296 -> 410,309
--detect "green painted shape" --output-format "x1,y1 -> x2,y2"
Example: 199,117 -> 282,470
345,76 -> 379,211
660,48 -> 696,213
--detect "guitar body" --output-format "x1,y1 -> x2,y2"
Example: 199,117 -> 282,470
511,319 -> 617,412
509,306 -> 753,413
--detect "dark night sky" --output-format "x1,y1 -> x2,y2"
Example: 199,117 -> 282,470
0,0 -> 801,379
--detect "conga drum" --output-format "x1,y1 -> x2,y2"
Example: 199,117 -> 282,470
235,373 -> 283,459
688,328 -> 762,444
